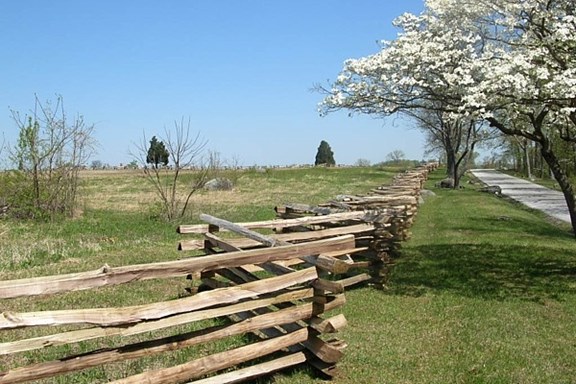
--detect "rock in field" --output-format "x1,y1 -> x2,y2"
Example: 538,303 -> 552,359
204,178 -> 234,191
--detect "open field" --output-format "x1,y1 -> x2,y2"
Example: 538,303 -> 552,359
1,166 -> 576,383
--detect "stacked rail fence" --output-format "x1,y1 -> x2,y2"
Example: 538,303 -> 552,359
0,163 -> 437,383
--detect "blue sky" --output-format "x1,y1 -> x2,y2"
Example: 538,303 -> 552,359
0,1 -> 425,167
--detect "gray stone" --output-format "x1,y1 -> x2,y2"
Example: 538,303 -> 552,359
478,185 -> 502,195
435,178 -> 455,188
420,189 -> 437,198
204,178 -> 234,191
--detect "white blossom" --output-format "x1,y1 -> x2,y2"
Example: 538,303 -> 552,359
320,0 -> 576,130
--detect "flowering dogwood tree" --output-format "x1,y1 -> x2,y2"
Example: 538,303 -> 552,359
318,2 -> 488,187
320,0 -> 576,235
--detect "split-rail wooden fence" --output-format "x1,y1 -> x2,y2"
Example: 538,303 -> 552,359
0,163 -> 436,383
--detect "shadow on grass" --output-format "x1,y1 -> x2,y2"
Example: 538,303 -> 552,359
389,242 -> 576,302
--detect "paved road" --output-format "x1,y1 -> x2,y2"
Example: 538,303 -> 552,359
469,169 -> 571,223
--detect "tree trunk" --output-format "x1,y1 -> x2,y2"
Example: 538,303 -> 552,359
445,149 -> 459,188
524,139 -> 532,179
540,138 -> 576,235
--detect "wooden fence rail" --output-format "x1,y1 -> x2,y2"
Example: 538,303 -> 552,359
1,163 -> 437,383
171,163 -> 437,380
0,230 -> 353,383
272,163 -> 438,287
179,163 -> 438,290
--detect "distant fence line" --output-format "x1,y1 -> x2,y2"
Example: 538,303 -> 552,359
0,162 -> 437,383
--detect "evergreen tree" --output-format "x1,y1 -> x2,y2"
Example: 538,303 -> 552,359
146,136 -> 169,168
315,140 -> 335,166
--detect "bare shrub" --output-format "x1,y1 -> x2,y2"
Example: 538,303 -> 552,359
133,118 -> 213,221
2,95 -> 96,220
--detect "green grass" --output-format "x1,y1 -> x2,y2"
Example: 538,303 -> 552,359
274,171 -> 576,384
2,167 -> 576,383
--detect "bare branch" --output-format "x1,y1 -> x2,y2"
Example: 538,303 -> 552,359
133,117 -> 211,221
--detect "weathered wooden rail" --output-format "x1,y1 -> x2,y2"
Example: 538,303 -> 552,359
0,163 -> 437,383
0,231 -> 353,383
197,163 -> 437,289
173,163 -> 437,380
274,164 -> 438,287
